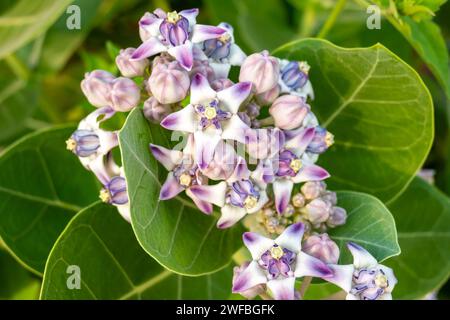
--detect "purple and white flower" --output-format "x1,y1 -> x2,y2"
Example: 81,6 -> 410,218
278,59 -> 314,100
99,173 -> 131,223
232,223 -> 333,300
160,73 -> 252,170
325,242 -> 397,300
132,8 -> 227,71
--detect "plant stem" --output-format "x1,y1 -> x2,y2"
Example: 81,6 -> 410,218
317,0 -> 347,39
259,116 -> 275,126
4,54 -> 30,81
299,276 -> 312,299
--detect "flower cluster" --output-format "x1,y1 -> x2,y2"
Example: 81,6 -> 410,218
68,7 -> 397,300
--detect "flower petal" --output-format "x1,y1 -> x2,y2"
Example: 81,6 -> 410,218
324,264 -> 354,293
190,73 -> 217,104
191,24 -> 227,43
217,82 -> 252,114
273,179 -> 294,214
232,260 -> 267,294
242,231 -> 274,260
159,172 -> 184,200
167,41 -> 194,71
347,242 -> 378,269
149,144 -> 183,170
117,204 -> 131,223
379,293 -> 393,300
217,204 -> 247,229
379,265 -> 398,292
209,62 -> 231,79
179,8 -> 199,27
160,104 -> 196,133
188,181 -> 227,207
227,157 -> 250,182
185,188 -> 213,214
221,114 -> 249,144
267,277 -> 296,300
285,127 -> 315,155
228,44 -> 247,66
346,293 -> 359,300
274,222 -> 304,253
292,164 -> 330,183
294,251 -> 334,278
194,129 -> 221,170
131,38 -> 166,60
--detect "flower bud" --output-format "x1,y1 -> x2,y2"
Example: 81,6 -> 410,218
110,77 -> 141,112
269,95 -> 309,130
283,204 -> 295,217
116,47 -> 149,77
190,60 -> 215,82
301,181 -> 326,200
302,233 -> 340,264
80,70 -> 115,108
143,97 -> 171,122
303,198 -> 331,224
292,193 -> 305,208
246,102 -> 260,119
327,206 -> 347,228
238,112 -> 252,127
210,78 -> 234,91
148,61 -> 190,104
255,85 -> 280,106
281,61 -> 309,91
239,50 -> 279,94
307,126 -> 334,154
321,190 -> 337,205
233,262 -> 266,299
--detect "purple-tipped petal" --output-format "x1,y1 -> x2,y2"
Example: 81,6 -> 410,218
188,182 -> 227,207
229,44 -> 247,66
227,157 -> 250,182
217,82 -> 252,114
149,144 -> 183,171
232,261 -> 267,294
167,41 -> 194,71
274,222 -> 304,253
160,104 -> 196,133
191,24 -> 227,43
159,173 -> 184,200
179,8 -> 199,26
194,130 -> 221,170
242,231 -> 274,260
185,189 -> 213,214
190,73 -> 217,104
267,277 -> 295,300
285,127 -> 316,155
324,264 -> 354,293
273,179 -> 294,214
347,242 -> 378,269
292,164 -> 330,183
130,38 -> 166,60
294,251 -> 333,278
217,204 -> 247,229
221,114 -> 249,144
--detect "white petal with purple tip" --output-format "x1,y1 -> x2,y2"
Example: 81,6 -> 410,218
209,62 -> 231,80
324,264 -> 354,293
190,73 -> 217,104
188,181 -> 227,207
267,277 -> 296,300
217,204 -> 247,229
227,157 -> 250,182
131,37 -> 166,60
285,127 -> 315,155
159,172 -> 184,200
194,129 -> 221,170
191,24 -> 227,43
273,179 -> 294,214
160,104 -> 197,133
294,251 -> 333,278
186,188 -> 213,215
274,222 -> 304,253
292,164 -> 330,183
179,8 -> 199,27
347,242 -> 378,269
149,144 -> 183,171
167,41 -> 194,71
217,82 -> 252,114
232,261 -> 267,294
242,232 -> 274,260
221,114 -> 249,144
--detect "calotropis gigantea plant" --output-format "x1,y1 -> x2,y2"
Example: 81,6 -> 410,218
65,7 -> 400,300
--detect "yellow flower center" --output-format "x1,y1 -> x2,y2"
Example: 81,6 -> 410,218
289,159 -> 302,173
99,189 -> 111,203
270,246 -> 284,260
374,274 -> 388,288
65,138 -> 77,151
218,33 -> 231,43
204,106 -> 217,120
244,196 -> 258,210
298,61 -> 310,74
325,132 -> 334,147
167,11 -> 180,23
179,173 -> 192,187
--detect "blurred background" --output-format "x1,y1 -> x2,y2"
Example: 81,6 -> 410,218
0,0 -> 449,299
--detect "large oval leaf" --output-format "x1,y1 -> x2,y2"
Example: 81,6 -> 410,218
386,177 -> 450,299
119,109 -> 243,276
0,126 -> 99,274
329,191 -> 400,263
274,39 -> 433,203
40,203 -> 233,300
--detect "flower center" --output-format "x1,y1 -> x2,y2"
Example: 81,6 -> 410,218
166,11 -> 181,23
66,138 -> 77,151
374,274 -> 388,288
218,33 -> 231,43
270,245 -> 284,260
298,61 -> 310,74
204,106 -> 217,120
244,195 -> 258,210
99,189 -> 111,203
179,173 -> 192,187
351,268 -> 390,300
195,99 -> 231,130
325,132 -> 334,147
258,245 -> 296,279
227,180 -> 260,210
289,159 -> 302,173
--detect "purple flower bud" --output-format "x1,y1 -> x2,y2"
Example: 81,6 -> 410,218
246,102 -> 260,119
239,50 -> 279,94
116,47 -> 149,77
321,190 -> 337,205
80,70 -> 115,108
292,193 -> 305,208
232,262 -> 266,299
238,112 -> 252,127
110,77 -> 140,112
303,198 -> 331,224
210,78 -> 234,91
281,61 -> 309,90
148,60 -> 190,104
143,97 -> 171,123
327,206 -> 347,227
269,95 -> 309,130
307,126 -> 334,154
302,233 -> 340,264
255,85 -> 280,105
301,181 -> 326,200
190,59 -> 215,82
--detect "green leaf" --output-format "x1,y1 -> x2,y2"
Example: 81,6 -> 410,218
385,177 -> 450,299
0,0 -> 73,59
0,249 -> 40,299
0,126 -> 99,275
40,203 -> 234,300
274,39 -> 433,203
329,191 -> 400,263
119,108 -> 244,276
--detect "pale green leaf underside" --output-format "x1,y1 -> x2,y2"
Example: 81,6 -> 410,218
386,177 -> 450,299
119,109 -> 244,276
40,203 -> 233,300
274,39 -> 433,203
